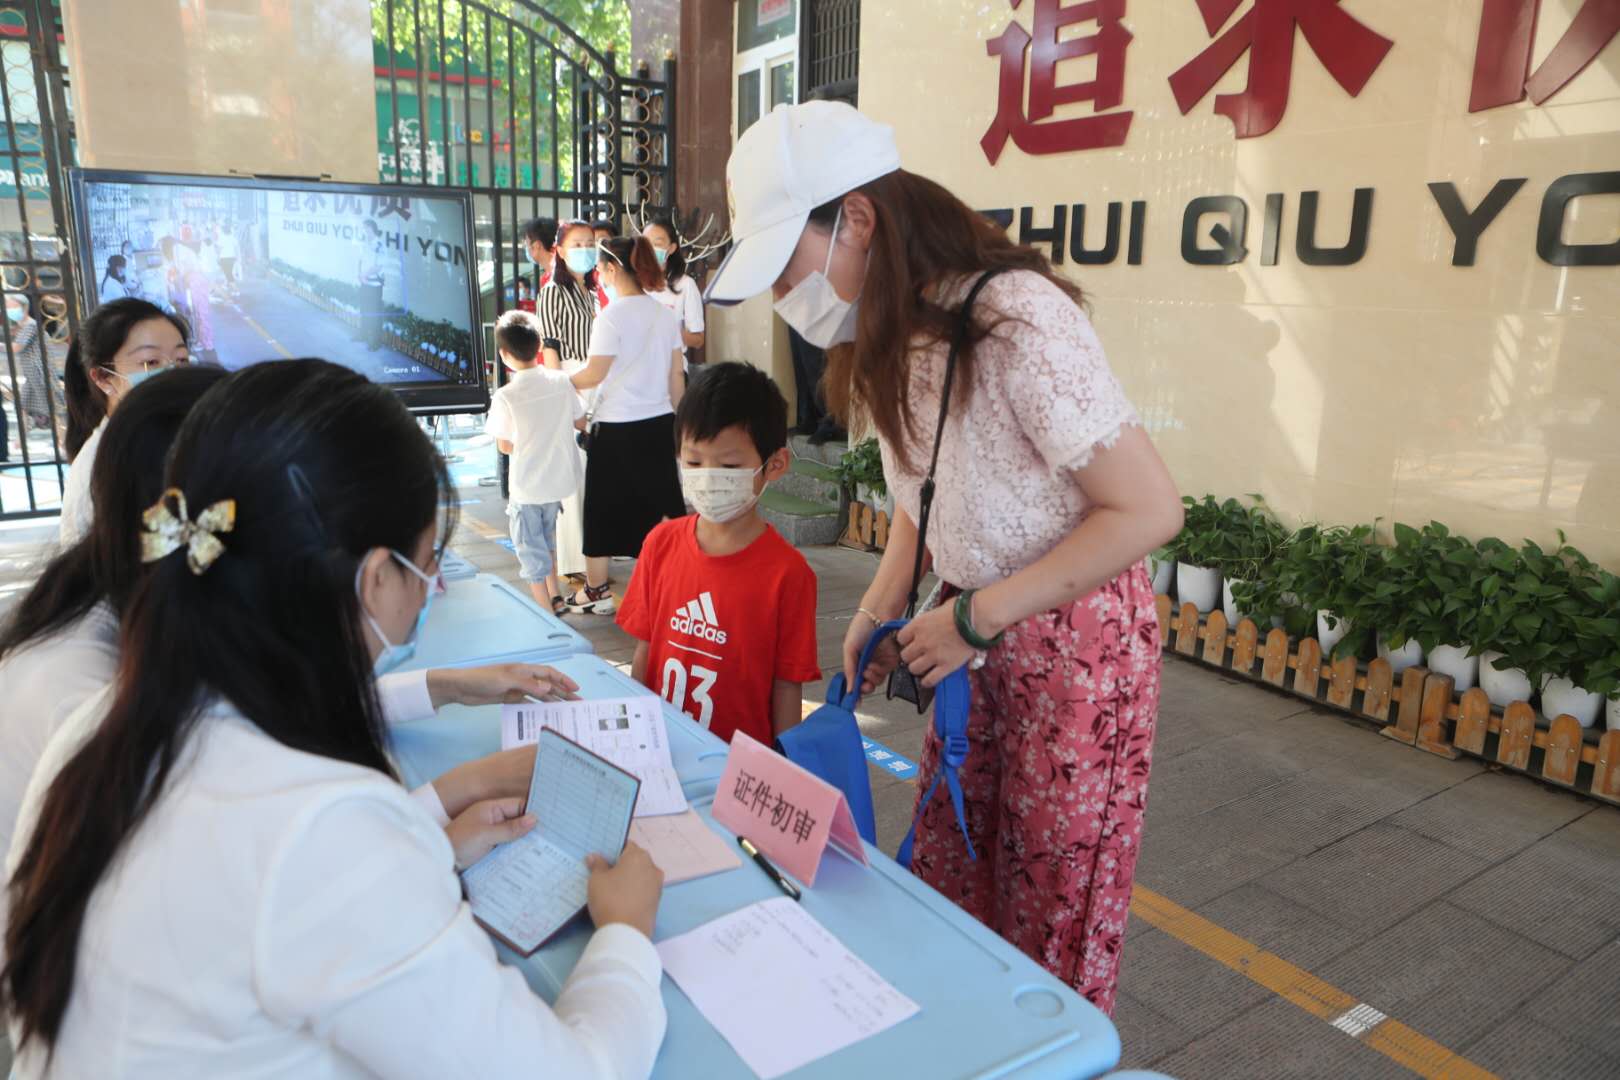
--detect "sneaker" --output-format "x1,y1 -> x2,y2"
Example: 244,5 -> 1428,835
565,583 -> 617,615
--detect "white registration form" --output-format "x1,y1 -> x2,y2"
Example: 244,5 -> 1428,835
502,695 -> 688,816
657,898 -> 921,1078
462,728 -> 640,954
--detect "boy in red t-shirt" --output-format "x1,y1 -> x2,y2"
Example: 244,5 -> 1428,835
617,362 -> 819,744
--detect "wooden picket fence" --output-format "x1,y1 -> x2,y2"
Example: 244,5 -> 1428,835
839,503 -> 891,553
1154,596 -> 1620,807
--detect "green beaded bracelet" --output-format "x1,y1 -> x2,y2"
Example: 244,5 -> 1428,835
953,589 -> 1004,651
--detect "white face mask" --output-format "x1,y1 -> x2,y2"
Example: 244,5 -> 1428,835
681,466 -> 764,525
773,207 -> 861,349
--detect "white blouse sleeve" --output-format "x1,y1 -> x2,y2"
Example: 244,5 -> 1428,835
254,791 -> 666,1080
586,306 -> 619,357
680,278 -> 704,333
991,273 -> 1140,473
377,670 -> 435,726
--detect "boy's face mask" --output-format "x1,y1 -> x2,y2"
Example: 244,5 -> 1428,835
681,466 -> 764,525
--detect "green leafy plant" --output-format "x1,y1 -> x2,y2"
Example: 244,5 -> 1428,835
1368,522 -> 1483,653
1169,495 -> 1287,574
1472,533 -> 1614,689
1575,565 -> 1620,700
834,437 -> 887,502
1262,523 -> 1381,657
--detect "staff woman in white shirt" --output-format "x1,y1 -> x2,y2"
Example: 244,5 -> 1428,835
3,359 -> 664,1078
0,363 -> 578,932
565,236 -> 686,614
59,298 -> 190,544
643,217 -> 706,363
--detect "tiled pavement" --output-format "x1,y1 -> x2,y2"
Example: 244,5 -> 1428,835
2,476 -> 1617,1078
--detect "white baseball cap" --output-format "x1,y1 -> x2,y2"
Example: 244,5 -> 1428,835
705,101 -> 902,306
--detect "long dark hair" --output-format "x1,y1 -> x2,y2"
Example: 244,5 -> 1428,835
599,235 -> 665,294
63,298 -> 190,460
817,170 -> 1083,472
0,365 -> 228,667
2,359 -> 456,1054
644,218 -> 688,287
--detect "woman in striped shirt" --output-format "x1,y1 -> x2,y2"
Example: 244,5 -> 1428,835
533,221 -> 599,581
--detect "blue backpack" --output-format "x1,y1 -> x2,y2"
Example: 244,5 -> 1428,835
777,619 -> 976,867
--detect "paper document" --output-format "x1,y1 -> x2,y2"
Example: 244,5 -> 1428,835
463,728 -> 640,955
657,898 -> 921,1078
630,809 -> 741,885
502,695 -> 687,816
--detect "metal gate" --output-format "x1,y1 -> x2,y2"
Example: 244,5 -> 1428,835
0,0 -> 75,521
371,0 -> 676,325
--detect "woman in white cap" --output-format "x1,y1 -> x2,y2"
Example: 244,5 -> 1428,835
706,101 -> 1183,1015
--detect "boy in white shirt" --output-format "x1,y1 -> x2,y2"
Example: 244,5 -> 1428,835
486,311 -> 584,614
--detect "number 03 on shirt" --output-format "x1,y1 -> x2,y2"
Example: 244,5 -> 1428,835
616,517 -> 821,745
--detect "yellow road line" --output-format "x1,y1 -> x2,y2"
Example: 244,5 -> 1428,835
234,309 -> 294,359
1130,886 -> 1498,1079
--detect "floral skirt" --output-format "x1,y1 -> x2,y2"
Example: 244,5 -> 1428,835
907,562 -> 1161,1016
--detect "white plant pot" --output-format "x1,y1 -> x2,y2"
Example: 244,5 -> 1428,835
1479,651 -> 1532,709
1176,563 -> 1221,614
1609,696 -> 1620,731
1539,675 -> 1604,728
1222,579 -> 1244,625
1149,556 -> 1174,596
1428,644 -> 1479,692
1316,610 -> 1352,656
1376,634 -> 1425,676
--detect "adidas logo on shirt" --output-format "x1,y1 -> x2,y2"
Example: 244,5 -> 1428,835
670,591 -> 728,645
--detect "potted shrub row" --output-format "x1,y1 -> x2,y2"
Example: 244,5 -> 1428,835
1161,499 -> 1619,729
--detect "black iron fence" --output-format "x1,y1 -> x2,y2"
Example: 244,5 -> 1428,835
371,0 -> 676,328
0,0 -> 74,521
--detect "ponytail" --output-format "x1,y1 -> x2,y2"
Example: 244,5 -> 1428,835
600,235 -> 665,294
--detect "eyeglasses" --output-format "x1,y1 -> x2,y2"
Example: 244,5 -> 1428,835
104,354 -> 188,376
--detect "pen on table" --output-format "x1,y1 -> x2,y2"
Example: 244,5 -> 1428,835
738,836 -> 801,902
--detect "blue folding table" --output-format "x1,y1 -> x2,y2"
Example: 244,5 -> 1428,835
390,654 -> 1124,1079
400,572 -> 593,671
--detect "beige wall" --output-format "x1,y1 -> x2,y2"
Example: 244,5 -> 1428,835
845,0 -> 1620,564
65,0 -> 380,182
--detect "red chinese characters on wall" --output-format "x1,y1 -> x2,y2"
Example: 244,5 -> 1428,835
981,0 -> 1135,165
1470,0 -> 1620,111
1168,0 -> 1395,138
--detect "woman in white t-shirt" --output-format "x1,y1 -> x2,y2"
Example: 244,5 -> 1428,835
59,298 -> 192,545
643,217 -> 705,367
2,359 -> 665,1077
565,236 -> 686,614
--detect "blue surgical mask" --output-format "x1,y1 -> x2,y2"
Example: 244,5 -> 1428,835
653,247 -> 669,267
565,247 -> 598,275
105,367 -> 160,390
359,549 -> 441,675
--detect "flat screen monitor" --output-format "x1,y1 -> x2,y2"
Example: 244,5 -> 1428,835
68,169 -> 487,414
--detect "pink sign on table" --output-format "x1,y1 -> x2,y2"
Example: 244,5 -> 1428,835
712,732 -> 869,887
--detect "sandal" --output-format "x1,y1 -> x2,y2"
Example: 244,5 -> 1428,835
564,583 -> 617,615
549,595 -> 567,616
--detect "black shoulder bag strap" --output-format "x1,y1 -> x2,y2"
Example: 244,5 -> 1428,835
887,269 -> 1008,712
901,268 -> 1008,618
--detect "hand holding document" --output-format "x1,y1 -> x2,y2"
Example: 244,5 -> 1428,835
659,898 -> 920,1079
502,695 -> 687,816
462,728 -> 640,954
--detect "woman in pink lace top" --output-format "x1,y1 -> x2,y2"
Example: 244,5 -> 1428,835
706,102 -> 1184,1014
